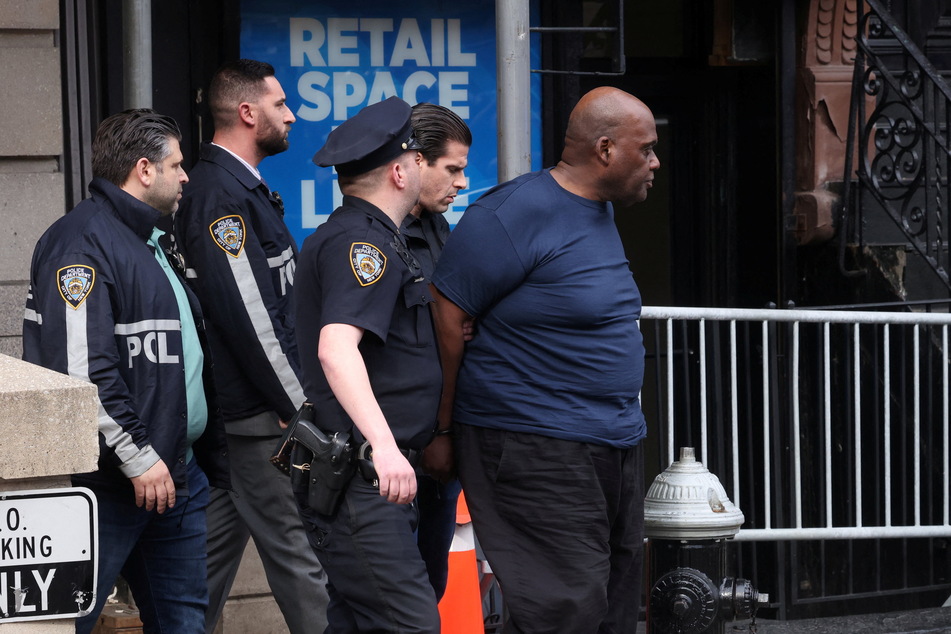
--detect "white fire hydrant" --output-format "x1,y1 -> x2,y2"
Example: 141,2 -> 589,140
644,447 -> 769,633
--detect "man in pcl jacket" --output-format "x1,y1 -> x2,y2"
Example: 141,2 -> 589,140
23,109 -> 230,634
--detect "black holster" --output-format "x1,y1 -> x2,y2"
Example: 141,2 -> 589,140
271,403 -> 355,515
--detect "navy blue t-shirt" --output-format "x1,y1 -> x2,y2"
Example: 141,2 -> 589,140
432,169 -> 647,448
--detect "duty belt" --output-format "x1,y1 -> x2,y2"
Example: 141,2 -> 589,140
356,442 -> 422,486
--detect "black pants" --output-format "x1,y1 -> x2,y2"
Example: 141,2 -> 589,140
296,475 -> 439,634
456,423 -> 645,634
416,474 -> 462,599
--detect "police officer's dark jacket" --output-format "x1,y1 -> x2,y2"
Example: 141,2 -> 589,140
175,142 -> 304,424
400,211 -> 450,279
23,177 -> 230,495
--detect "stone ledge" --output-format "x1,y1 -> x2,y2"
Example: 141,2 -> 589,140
0,354 -> 98,480
0,475 -> 72,493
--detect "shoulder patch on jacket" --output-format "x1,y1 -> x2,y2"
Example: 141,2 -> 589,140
209,215 -> 245,257
350,242 -> 386,286
58,265 -> 95,309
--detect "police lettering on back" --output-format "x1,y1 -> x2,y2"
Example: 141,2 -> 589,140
274,248 -> 296,296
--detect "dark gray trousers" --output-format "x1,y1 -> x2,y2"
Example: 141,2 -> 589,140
205,421 -> 329,634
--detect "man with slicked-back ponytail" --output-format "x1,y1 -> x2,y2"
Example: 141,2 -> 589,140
401,102 -> 471,600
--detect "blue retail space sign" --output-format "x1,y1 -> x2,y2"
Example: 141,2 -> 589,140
241,0 -> 542,246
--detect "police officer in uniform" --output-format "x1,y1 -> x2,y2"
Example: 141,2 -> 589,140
294,96 -> 441,633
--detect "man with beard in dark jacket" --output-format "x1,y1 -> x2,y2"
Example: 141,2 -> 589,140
174,59 -> 328,634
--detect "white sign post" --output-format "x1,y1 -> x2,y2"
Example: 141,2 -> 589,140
0,488 -> 97,623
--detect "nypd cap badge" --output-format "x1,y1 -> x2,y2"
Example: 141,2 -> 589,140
210,215 -> 246,257
350,242 -> 386,286
58,265 -> 95,309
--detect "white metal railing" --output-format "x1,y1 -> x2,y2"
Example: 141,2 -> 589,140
640,306 -> 951,542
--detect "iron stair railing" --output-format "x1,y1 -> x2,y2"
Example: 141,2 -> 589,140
841,0 -> 951,292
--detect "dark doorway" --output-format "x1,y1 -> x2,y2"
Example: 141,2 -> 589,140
538,0 -> 782,310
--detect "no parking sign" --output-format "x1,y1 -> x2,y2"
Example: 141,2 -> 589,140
0,487 -> 97,623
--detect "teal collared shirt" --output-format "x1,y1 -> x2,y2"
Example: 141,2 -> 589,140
149,227 -> 208,461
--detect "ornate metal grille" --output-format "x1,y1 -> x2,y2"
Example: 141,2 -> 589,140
842,0 -> 951,291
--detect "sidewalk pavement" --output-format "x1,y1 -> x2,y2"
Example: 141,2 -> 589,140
751,606 -> 951,633
635,606 -> 951,633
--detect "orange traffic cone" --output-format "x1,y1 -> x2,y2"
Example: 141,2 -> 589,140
438,492 -> 483,633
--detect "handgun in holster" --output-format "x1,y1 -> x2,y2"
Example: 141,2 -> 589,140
269,406 -> 306,476
270,403 -> 356,515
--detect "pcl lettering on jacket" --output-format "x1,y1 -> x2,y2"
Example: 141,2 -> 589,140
115,320 -> 182,368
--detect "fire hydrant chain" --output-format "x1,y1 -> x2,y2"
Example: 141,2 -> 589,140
747,597 -> 759,633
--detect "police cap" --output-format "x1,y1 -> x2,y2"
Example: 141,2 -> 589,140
312,96 -> 422,177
